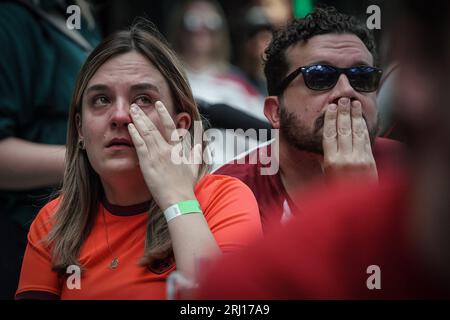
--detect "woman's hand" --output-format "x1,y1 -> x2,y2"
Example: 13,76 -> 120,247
128,101 -> 202,210
129,102 -> 220,279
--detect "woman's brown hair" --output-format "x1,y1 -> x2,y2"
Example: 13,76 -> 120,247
47,19 -> 209,274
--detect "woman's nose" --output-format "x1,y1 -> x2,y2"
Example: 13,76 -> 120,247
110,100 -> 132,128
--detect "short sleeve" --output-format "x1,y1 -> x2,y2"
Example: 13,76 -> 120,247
195,174 -> 263,254
15,198 -> 62,297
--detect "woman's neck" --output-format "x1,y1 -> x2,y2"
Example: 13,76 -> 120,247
101,173 -> 151,206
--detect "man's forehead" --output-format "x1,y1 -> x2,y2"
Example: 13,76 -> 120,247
285,33 -> 373,70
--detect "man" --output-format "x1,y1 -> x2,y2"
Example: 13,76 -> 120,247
194,0 -> 450,299
215,6 -> 402,230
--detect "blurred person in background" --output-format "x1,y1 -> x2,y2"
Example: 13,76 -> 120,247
0,0 -> 100,299
257,0 -> 293,28
194,0 -> 450,299
167,0 -> 265,120
233,5 -> 273,96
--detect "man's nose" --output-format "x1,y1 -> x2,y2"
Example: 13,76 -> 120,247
329,74 -> 357,104
110,99 -> 132,128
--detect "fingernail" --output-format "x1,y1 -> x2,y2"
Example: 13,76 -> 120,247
339,97 -> 350,105
352,100 -> 361,108
156,101 -> 165,111
328,104 -> 337,111
131,105 -> 138,114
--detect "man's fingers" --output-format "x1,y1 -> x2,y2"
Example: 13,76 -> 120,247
351,100 -> 367,154
155,101 -> 179,144
322,103 -> 338,156
364,128 -> 373,155
337,97 -> 352,154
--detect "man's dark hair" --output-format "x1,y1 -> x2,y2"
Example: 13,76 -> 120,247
264,6 -> 377,96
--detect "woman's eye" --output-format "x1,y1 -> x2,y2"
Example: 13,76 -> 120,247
93,96 -> 110,106
135,96 -> 154,107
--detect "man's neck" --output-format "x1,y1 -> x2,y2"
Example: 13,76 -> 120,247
278,139 -> 325,207
101,171 -> 151,206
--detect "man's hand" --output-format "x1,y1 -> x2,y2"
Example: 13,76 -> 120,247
322,97 -> 378,181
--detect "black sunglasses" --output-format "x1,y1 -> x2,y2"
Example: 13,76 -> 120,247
276,64 -> 383,95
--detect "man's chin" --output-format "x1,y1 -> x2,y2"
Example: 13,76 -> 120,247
294,144 -> 323,156
281,131 -> 323,156
288,137 -> 323,156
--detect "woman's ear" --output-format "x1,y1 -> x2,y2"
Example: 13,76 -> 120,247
264,96 -> 281,129
174,112 -> 192,137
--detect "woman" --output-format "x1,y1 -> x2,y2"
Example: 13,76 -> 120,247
15,20 -> 262,300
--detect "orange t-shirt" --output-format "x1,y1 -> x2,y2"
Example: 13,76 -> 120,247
16,174 -> 262,299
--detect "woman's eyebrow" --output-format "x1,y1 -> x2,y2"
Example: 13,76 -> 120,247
85,84 -> 110,94
130,83 -> 160,93
85,83 -> 160,95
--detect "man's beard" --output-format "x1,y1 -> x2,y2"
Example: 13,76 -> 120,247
279,105 -> 379,155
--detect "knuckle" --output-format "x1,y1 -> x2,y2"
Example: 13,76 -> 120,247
324,155 -> 339,166
350,156 -> 374,168
323,125 -> 337,139
337,126 -> 351,136
142,128 -> 154,137
352,129 -> 365,138
339,107 -> 350,115
135,139 -> 146,148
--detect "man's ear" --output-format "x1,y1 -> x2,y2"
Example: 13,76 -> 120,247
174,112 -> 192,137
264,96 -> 281,129
75,113 -> 83,139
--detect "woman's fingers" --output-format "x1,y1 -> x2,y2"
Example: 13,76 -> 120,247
155,101 -> 179,144
130,103 -> 162,149
128,123 -> 149,163
129,102 -> 201,178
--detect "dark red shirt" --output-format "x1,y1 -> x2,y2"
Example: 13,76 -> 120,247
215,137 -> 404,231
